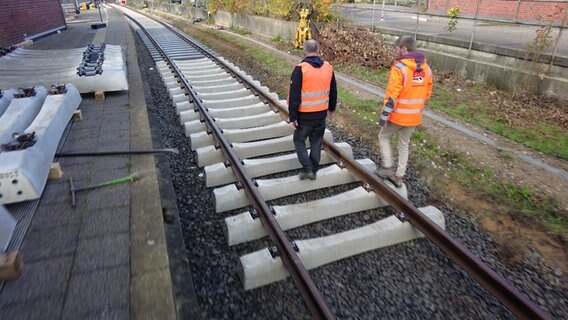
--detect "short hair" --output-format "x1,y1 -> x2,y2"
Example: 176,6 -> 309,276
395,36 -> 417,52
303,40 -> 320,54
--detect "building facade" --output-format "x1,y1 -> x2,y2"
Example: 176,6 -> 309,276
0,0 -> 67,47
429,0 -> 567,22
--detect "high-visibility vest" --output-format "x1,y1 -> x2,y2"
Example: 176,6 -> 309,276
298,61 -> 333,113
385,59 -> 432,127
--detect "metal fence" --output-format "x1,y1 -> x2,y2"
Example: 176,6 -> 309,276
357,0 -> 568,67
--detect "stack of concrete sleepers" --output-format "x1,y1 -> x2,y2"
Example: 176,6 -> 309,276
0,84 -> 81,205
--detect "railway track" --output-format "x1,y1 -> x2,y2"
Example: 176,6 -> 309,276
116,5 -> 552,319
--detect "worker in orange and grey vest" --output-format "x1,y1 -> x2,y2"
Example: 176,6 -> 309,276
288,39 -> 337,180
376,36 -> 433,188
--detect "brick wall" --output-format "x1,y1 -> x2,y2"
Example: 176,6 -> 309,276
429,0 -> 567,22
0,0 -> 66,46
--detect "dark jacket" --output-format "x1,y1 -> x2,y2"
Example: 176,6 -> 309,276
288,56 -> 337,122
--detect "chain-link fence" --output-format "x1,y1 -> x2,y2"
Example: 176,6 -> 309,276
339,1 -> 567,68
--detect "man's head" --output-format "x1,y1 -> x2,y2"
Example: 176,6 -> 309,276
394,36 -> 416,56
303,40 -> 320,57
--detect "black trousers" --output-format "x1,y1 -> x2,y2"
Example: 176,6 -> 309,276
293,119 -> 326,173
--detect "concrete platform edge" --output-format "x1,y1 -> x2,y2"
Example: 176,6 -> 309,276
134,26 -> 202,319
123,12 -> 177,320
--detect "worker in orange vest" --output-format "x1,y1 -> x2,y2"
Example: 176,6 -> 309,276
288,39 -> 337,180
376,36 -> 433,188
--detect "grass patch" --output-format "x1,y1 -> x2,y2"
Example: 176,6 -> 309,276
491,122 -> 568,159
413,129 -> 568,241
478,21 -> 517,27
251,48 -> 294,77
335,65 -> 390,87
428,86 -> 568,160
229,27 -> 251,36
338,89 -> 380,124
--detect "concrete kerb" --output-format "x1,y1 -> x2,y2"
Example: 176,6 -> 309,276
124,16 -> 177,320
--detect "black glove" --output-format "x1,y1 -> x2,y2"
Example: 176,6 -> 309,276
379,111 -> 389,127
379,97 -> 395,127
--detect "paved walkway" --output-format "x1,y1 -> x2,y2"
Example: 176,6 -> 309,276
0,7 -> 186,320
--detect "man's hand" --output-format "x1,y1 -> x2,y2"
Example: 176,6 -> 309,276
289,120 -> 298,130
379,118 -> 388,127
328,110 -> 335,120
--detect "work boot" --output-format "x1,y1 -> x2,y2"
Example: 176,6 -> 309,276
299,171 -> 316,180
376,166 -> 396,179
388,175 -> 403,188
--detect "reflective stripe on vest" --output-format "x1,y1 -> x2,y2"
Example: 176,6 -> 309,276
301,90 -> 330,98
398,98 -> 427,104
298,61 -> 333,113
392,108 -> 423,114
395,62 -> 408,87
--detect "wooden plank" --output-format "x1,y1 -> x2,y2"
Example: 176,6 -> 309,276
0,252 -> 23,281
48,162 -> 63,180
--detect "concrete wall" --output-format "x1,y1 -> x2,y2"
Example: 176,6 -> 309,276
0,0 -> 67,46
381,32 -> 568,98
429,0 -> 568,23
142,1 -> 208,19
213,11 -> 297,41
140,3 -> 297,40
427,48 -> 568,98
125,0 -> 144,7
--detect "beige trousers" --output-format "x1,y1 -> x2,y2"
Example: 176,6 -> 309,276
378,123 -> 416,178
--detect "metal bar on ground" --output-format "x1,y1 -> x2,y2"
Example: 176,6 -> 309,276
69,177 -> 76,207
55,148 -> 178,157
548,11 -> 567,72
468,0 -> 482,57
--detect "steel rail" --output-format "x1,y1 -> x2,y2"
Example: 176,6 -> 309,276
123,13 -> 334,320
151,18 -> 552,320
